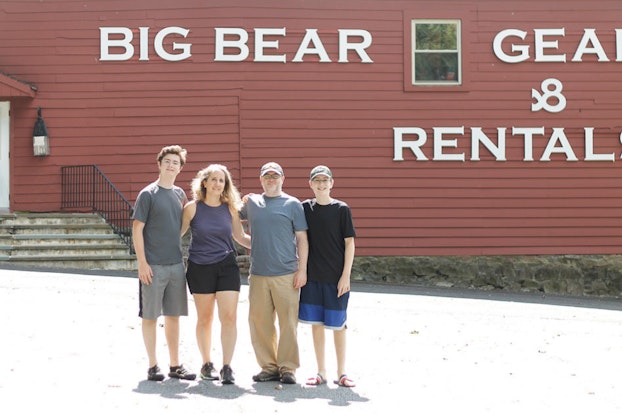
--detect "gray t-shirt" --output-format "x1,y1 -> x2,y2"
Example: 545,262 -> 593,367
241,192 -> 308,276
133,182 -> 187,265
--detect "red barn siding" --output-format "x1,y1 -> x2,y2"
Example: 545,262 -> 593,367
2,0 -> 622,256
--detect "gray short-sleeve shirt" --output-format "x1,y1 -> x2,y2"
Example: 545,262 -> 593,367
133,182 -> 187,265
241,192 -> 308,276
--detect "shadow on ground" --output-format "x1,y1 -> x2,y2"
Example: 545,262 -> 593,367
134,379 -> 369,407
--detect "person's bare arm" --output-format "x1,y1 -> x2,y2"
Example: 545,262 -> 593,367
132,219 -> 153,285
181,201 -> 196,237
232,213 -> 251,249
293,230 -> 308,289
337,237 -> 355,297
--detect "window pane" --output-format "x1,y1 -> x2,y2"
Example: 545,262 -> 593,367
415,23 -> 457,50
414,52 -> 459,81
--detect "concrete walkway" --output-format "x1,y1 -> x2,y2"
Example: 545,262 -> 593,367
0,267 -> 620,414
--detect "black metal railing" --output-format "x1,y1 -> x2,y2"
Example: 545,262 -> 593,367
61,165 -> 134,253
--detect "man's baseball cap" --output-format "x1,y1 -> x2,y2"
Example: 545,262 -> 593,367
260,162 -> 284,177
309,165 -> 332,180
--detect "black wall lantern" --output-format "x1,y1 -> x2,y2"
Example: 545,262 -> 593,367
33,107 -> 50,156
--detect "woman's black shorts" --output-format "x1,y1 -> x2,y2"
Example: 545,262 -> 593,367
185,253 -> 241,294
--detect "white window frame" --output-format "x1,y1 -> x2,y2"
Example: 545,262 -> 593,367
411,19 -> 461,86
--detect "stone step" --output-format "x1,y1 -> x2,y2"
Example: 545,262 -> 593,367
0,212 -> 137,271
0,213 -> 109,226
0,223 -> 116,236
0,234 -> 125,246
0,244 -> 130,257
0,255 -> 137,271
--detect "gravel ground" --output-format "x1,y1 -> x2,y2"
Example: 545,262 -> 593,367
0,267 -> 621,414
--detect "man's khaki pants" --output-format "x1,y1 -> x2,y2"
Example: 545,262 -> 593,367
248,273 -> 300,375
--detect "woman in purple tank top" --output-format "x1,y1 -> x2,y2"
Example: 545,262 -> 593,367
181,164 -> 251,384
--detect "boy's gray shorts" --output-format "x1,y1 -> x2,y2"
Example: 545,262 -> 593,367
139,262 -> 188,320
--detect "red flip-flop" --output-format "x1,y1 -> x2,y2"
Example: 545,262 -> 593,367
334,374 -> 355,387
306,373 -> 327,386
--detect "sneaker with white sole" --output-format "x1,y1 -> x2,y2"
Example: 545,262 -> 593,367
168,364 -> 196,380
200,362 -> 219,381
147,365 -> 165,381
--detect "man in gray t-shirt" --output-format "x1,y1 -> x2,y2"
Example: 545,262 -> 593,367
240,162 -> 308,385
132,145 -> 195,382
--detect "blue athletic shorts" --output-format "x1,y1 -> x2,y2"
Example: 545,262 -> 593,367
298,280 -> 349,330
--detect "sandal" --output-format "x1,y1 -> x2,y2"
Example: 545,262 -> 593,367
334,374 -> 355,387
305,373 -> 327,386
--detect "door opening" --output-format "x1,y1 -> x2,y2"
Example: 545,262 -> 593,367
0,101 -> 10,212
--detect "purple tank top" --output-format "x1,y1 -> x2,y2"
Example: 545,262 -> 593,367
188,202 -> 235,265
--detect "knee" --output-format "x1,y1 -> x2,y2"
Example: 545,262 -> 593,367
196,314 -> 214,327
220,311 -> 237,327
142,318 -> 157,328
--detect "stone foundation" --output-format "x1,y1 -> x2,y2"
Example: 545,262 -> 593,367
237,254 -> 622,298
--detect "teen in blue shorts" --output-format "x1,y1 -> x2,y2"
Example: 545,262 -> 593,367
299,165 -> 357,388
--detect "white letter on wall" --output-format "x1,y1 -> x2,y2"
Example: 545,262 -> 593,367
434,127 -> 465,161
154,27 -> 191,62
393,127 -> 429,161
471,127 -> 507,161
139,27 -> 149,61
584,127 -> 614,161
338,29 -> 373,63
512,127 -> 545,161
534,28 -> 566,62
214,28 -> 249,62
100,27 -> 134,61
493,29 -> 529,63
255,28 -> 286,63
572,29 -> 609,62
293,29 -> 331,62
541,128 -> 578,161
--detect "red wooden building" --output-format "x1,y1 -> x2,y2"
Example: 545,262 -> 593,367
2,0 -> 622,257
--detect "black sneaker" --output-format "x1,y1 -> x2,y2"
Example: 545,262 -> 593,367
169,364 -> 196,380
147,365 -> 165,381
200,362 -> 219,381
220,364 -> 235,384
252,370 -> 280,382
280,372 -> 296,384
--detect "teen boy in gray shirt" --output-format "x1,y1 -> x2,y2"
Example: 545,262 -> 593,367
133,145 -> 195,382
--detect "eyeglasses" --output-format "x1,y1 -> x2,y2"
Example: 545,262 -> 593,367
312,179 -> 331,184
262,174 -> 281,180
161,159 -> 181,167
